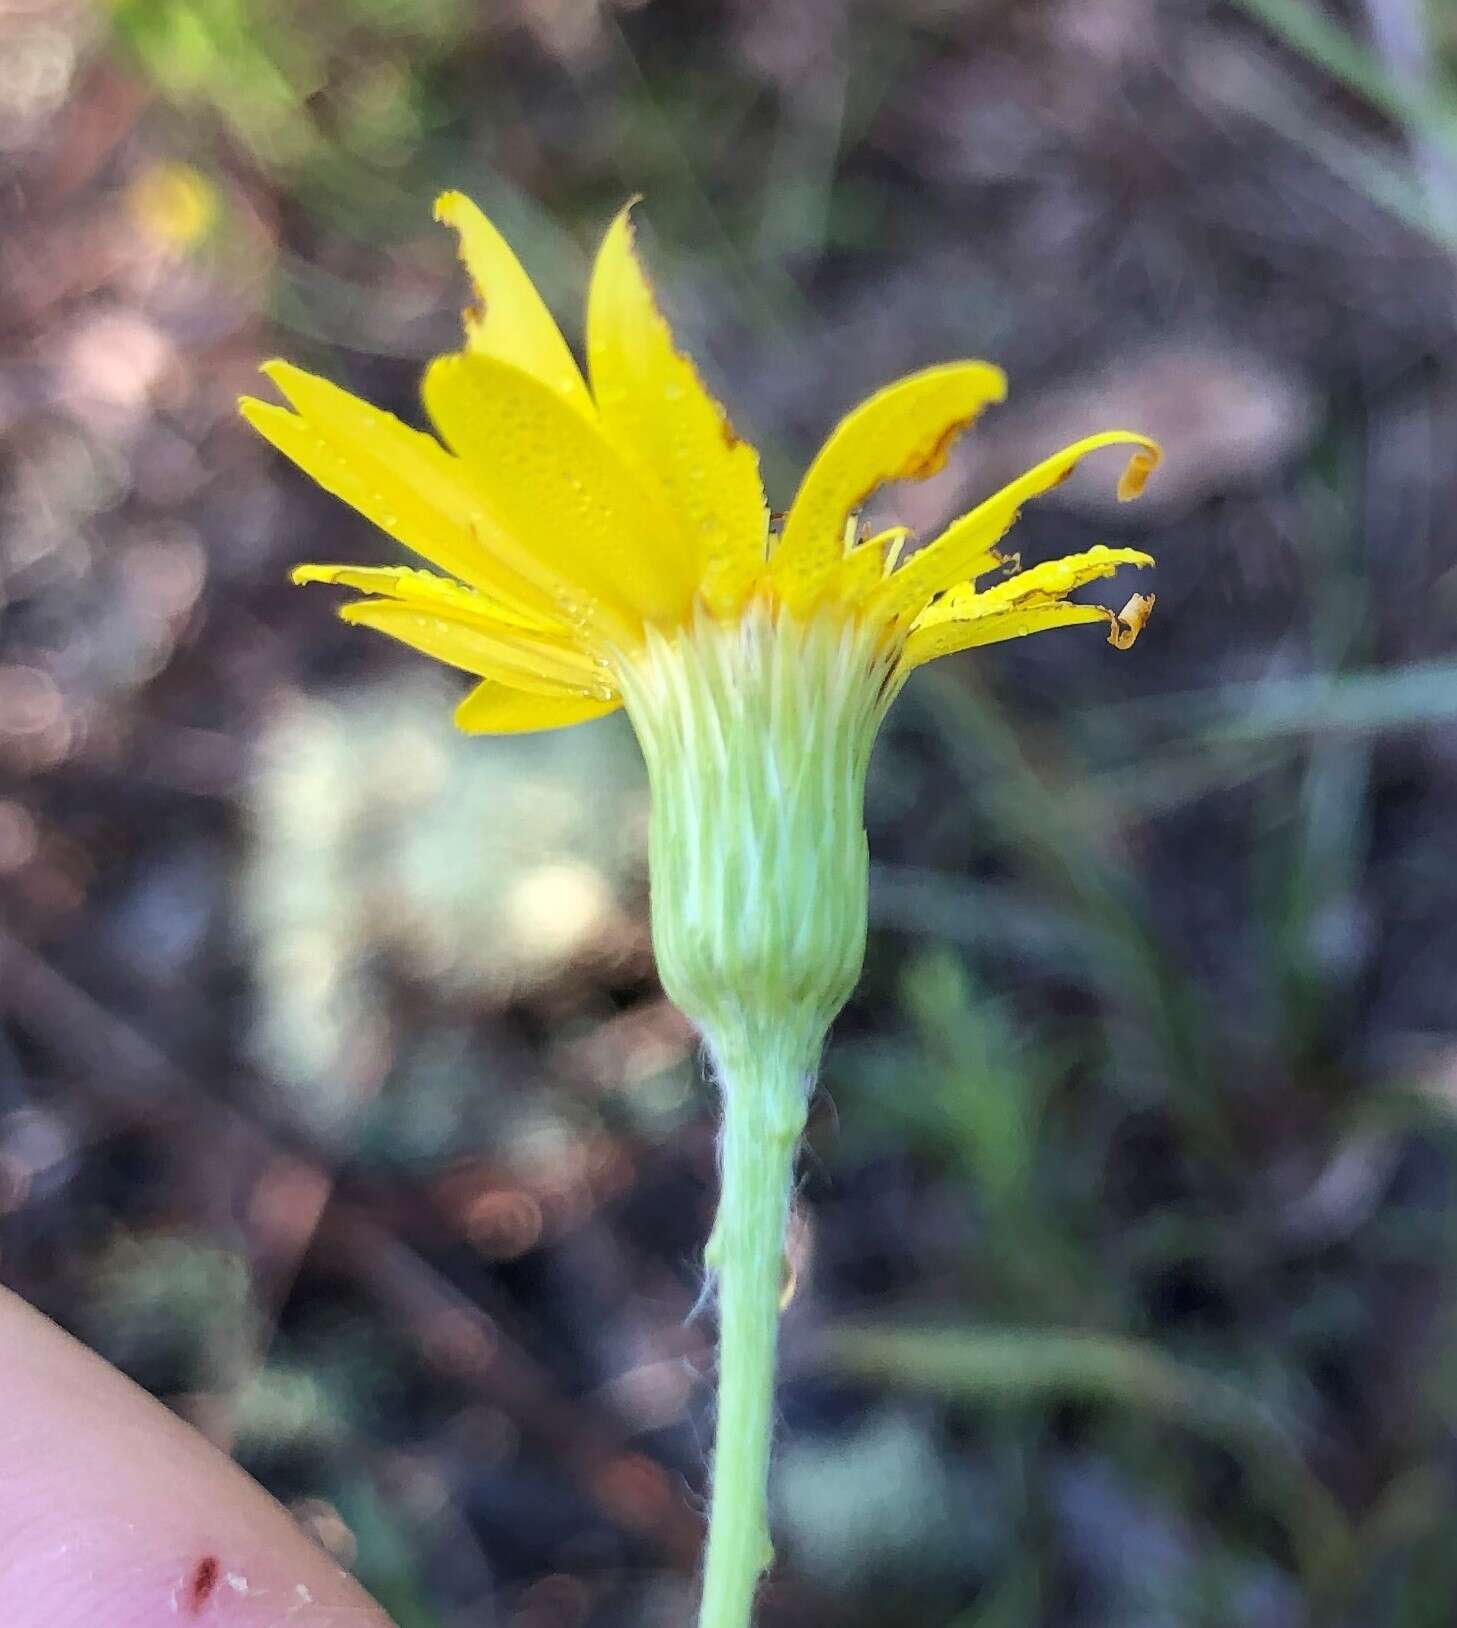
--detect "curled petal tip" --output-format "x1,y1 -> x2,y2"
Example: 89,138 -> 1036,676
1108,591 -> 1156,649
1117,442 -> 1161,502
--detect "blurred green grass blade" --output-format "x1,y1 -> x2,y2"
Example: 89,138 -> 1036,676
870,868 -> 1085,966
910,669 -> 1225,1138
828,1325 -> 1242,1425
1257,439 -> 1374,1059
1262,736 -> 1373,1056
1230,0 -> 1457,153
1203,660 -> 1457,739
826,1322 -> 1353,1593
1204,8 -> 1457,253
1084,657 -> 1457,816
898,950 -> 1048,1220
1088,659 -> 1457,745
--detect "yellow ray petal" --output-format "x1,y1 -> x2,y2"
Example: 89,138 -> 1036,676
771,361 -> 1008,613
337,598 -> 609,692
913,545 -> 1154,630
455,681 -> 622,735
903,596 -> 1154,668
244,364 -> 570,628
422,352 -> 695,637
586,203 -> 768,619
292,562 -> 569,635
828,526 -> 911,607
239,394 -> 474,578
434,191 -> 594,417
874,431 -> 1161,621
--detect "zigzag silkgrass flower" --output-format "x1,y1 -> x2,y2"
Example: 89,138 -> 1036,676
241,192 -> 1160,1628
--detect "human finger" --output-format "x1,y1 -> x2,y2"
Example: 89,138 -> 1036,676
0,1286 -> 396,1626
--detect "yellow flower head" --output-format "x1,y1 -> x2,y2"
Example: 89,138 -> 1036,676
240,192 -> 1158,739
242,194 -> 1161,1060
243,200 -> 1163,1626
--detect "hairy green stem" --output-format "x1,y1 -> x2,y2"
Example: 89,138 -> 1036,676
617,604 -> 896,1627
697,1033 -> 807,1628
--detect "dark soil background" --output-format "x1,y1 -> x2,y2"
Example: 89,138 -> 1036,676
6,1 -> 1457,1623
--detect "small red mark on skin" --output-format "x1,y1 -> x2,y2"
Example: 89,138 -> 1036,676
187,1556 -> 220,1614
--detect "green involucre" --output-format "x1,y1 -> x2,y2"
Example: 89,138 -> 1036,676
618,602 -> 901,1075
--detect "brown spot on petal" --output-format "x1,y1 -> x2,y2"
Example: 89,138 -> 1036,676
900,414 -> 976,482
